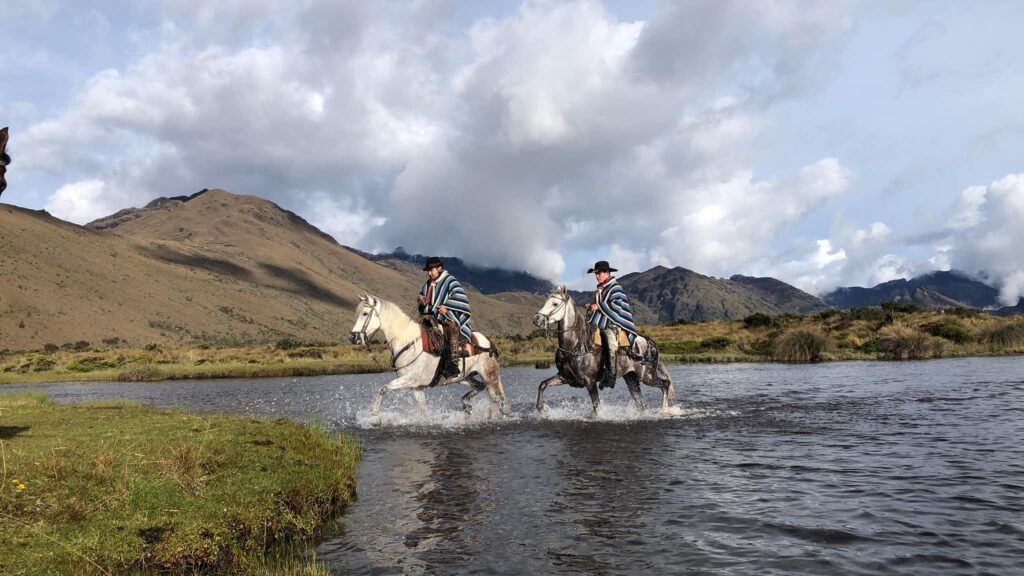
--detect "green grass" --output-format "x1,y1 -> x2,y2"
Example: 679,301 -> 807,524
0,394 -> 360,575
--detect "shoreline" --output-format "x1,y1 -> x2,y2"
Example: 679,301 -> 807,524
2,349 -> 1023,386
3,310 -> 1022,385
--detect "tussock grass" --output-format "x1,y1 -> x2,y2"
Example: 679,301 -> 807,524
980,321 -> 1024,350
773,329 -> 830,363
877,324 -> 945,360
0,394 -> 360,575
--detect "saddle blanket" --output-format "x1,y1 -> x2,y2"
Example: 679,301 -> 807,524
422,328 -> 493,357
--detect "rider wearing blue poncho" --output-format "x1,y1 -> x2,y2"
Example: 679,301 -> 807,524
585,260 -> 637,389
418,256 -> 474,377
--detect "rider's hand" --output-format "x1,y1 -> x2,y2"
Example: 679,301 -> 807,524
418,295 -> 426,304
586,303 -> 597,312
439,305 -> 448,315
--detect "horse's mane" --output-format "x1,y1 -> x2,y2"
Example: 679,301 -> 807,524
375,298 -> 421,347
559,293 -> 593,351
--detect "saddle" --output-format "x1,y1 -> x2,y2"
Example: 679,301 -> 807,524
420,318 -> 496,358
589,328 -> 656,363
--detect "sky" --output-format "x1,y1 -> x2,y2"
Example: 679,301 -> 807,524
2,0 -> 1023,302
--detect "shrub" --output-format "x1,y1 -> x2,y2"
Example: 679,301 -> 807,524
980,322 -> 1024,350
743,312 -> 776,329
949,307 -> 982,318
814,308 -> 843,320
102,337 -> 122,347
66,356 -> 121,372
72,340 -> 91,352
42,343 -> 60,354
844,307 -> 887,322
878,324 -> 943,360
275,338 -> 303,350
857,338 -> 885,354
741,338 -> 774,356
144,343 -> 161,351
699,336 -> 734,350
933,324 -> 974,344
881,300 -> 920,315
773,329 -> 830,362
286,347 -> 324,360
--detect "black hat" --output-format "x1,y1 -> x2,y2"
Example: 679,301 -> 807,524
587,260 -> 617,273
423,256 -> 444,271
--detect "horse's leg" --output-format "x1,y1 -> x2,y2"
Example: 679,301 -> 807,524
655,363 -> 677,415
461,379 -> 482,416
370,373 -> 419,416
485,359 -> 512,416
536,373 -> 566,413
587,383 -> 601,416
412,388 -> 429,416
623,371 -> 647,412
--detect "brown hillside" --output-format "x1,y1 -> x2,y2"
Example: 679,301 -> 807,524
0,191 -> 539,350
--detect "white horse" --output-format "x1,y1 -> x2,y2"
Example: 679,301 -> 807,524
350,294 -> 511,418
533,286 -> 679,416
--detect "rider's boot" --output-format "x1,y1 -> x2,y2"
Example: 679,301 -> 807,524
599,329 -> 618,390
442,323 -> 461,378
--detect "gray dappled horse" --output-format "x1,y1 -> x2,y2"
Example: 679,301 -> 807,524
1,127 -> 10,197
350,294 -> 511,419
533,286 -> 678,415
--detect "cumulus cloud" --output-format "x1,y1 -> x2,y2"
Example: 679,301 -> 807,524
44,179 -> 122,223
16,0 -> 867,284
942,174 -> 1024,304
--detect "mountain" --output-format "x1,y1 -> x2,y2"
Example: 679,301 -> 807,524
823,271 -> 1000,310
994,299 -> 1024,317
570,266 -> 826,323
362,248 -> 556,295
729,275 -> 829,315
0,190 -> 541,349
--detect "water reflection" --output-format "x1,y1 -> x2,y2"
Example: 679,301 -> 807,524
542,422 -> 670,574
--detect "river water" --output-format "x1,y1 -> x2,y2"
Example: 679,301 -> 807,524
4,357 -> 1023,575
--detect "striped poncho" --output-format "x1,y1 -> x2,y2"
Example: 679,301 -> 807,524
420,270 -> 474,342
589,277 -> 638,344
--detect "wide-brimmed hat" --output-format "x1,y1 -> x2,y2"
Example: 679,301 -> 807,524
423,256 -> 444,271
587,260 -> 617,273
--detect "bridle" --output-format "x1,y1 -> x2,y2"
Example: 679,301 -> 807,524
535,292 -> 571,328
352,301 -> 381,345
353,300 -> 424,371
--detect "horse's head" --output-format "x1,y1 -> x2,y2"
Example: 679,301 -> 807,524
534,285 -> 572,329
350,294 -> 382,345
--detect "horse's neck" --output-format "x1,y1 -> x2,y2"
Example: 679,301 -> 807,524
558,302 -> 583,350
377,301 -> 421,353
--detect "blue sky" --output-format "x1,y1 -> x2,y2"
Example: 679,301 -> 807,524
2,1 -> 1023,302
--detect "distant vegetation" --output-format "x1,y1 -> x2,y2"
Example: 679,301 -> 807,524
2,303 -> 1024,382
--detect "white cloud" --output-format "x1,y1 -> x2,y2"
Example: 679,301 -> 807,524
16,0 -> 866,284
44,179 -> 120,224
943,174 -> 1024,304
655,157 -> 853,278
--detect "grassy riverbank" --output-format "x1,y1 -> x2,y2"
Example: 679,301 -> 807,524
0,393 -> 360,575
2,308 -> 1023,384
